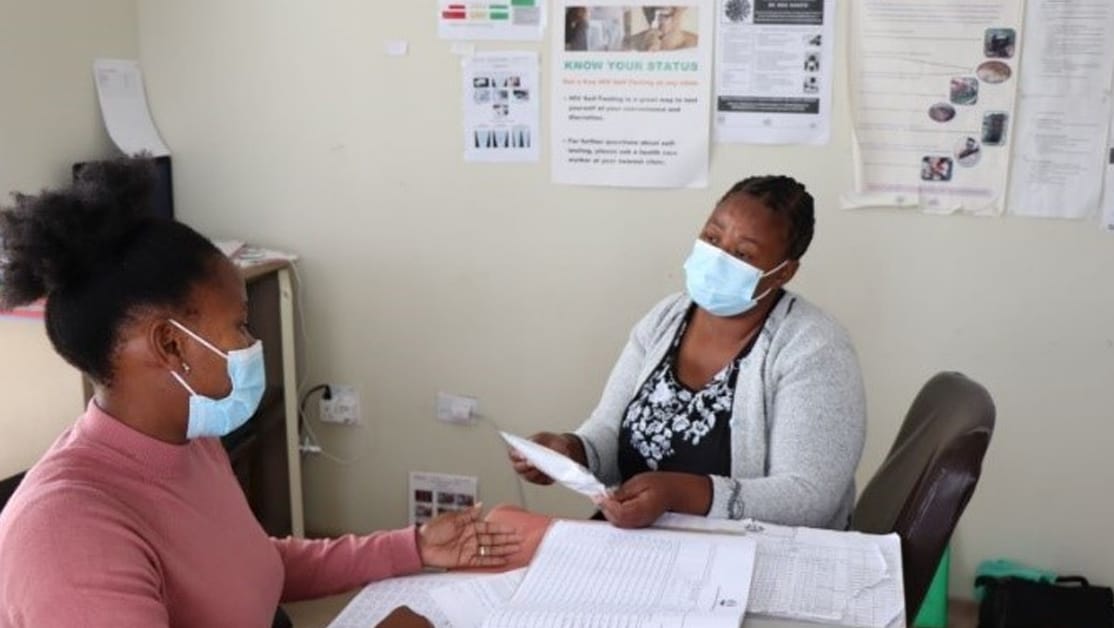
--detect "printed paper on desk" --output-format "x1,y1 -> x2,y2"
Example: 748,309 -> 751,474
499,432 -> 607,499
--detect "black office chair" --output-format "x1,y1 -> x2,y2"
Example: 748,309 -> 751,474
0,471 -> 26,514
272,608 -> 293,628
851,372 -> 995,621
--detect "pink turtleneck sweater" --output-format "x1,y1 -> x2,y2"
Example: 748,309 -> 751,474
0,402 -> 422,627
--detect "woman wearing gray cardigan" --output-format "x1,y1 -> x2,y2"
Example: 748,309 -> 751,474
511,176 -> 866,529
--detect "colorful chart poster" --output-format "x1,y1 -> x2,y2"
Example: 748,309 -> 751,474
845,0 -> 1024,215
438,0 -> 546,41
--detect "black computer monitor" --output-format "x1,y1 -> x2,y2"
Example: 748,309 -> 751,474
72,155 -> 174,221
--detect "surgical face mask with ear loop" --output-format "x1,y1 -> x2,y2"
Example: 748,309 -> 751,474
168,319 -> 266,439
683,239 -> 788,317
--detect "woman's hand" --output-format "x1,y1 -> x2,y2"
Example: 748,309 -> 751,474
417,505 -> 521,569
375,606 -> 432,627
508,432 -> 586,485
598,472 -> 712,528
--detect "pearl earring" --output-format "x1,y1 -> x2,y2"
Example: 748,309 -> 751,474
182,363 -> 191,374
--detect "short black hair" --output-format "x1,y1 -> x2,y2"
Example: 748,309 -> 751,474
0,157 -> 221,384
719,175 -> 815,260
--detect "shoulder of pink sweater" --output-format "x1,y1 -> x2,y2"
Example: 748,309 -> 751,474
1,477 -> 156,561
0,481 -> 165,626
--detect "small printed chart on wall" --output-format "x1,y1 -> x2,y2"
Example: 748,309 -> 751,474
462,52 -> 541,163
409,472 -> 478,525
438,0 -> 547,40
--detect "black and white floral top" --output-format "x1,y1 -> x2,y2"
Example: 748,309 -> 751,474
617,309 -> 754,481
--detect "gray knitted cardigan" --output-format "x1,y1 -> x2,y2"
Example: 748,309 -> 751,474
574,291 -> 866,529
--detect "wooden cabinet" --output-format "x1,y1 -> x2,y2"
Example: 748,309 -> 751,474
224,261 -> 304,537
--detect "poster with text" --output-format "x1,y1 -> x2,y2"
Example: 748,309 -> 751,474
552,1 -> 714,188
1007,0 -> 1114,220
463,52 -> 540,162
845,0 -> 1024,215
714,0 -> 835,145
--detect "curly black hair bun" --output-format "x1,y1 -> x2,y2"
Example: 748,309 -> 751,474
0,158 -> 157,308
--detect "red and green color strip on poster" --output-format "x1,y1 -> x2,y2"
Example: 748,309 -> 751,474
442,0 -> 535,21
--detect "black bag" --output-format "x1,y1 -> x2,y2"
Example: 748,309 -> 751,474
976,575 -> 1114,628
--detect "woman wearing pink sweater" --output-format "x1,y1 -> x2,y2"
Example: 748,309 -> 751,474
0,159 -> 519,627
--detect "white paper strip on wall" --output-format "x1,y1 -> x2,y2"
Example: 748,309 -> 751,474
843,1 -> 1024,215
92,59 -> 170,157
451,42 -> 477,56
1103,134 -> 1114,232
462,52 -> 540,163
551,1 -> 714,188
384,40 -> 410,56
713,0 -> 836,145
1007,0 -> 1114,220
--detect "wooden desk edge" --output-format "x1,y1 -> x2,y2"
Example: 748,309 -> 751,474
239,259 -> 291,282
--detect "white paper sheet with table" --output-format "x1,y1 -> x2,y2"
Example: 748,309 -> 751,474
327,570 -> 525,628
482,520 -> 757,628
654,514 -> 905,628
329,520 -> 756,628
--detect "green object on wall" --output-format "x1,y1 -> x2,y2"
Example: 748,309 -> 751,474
913,546 -> 949,627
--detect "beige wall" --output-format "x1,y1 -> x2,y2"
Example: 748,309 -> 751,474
134,0 -> 1114,596
0,0 -> 139,476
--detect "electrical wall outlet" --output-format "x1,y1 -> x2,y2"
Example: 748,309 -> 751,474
320,385 -> 361,425
436,392 -> 478,425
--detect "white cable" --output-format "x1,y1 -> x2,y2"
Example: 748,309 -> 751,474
289,261 -> 362,465
299,404 -> 362,466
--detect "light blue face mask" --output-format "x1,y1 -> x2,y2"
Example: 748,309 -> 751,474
683,239 -> 788,317
168,319 -> 266,439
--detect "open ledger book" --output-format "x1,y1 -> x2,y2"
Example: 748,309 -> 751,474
479,520 -> 757,628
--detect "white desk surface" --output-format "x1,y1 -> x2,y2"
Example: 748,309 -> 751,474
283,590 -> 873,628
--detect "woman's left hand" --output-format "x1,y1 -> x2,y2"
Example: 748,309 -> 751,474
597,472 -> 673,528
598,472 -> 712,529
417,505 -> 522,569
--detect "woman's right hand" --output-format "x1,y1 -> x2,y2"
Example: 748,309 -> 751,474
375,606 -> 432,627
508,432 -> 586,485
